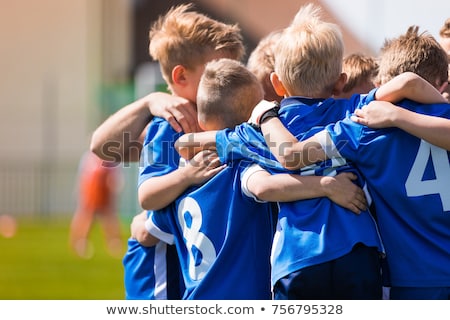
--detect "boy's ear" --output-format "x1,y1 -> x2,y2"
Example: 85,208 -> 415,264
331,73 -> 347,96
197,118 -> 207,131
172,65 -> 187,85
437,78 -> 449,93
270,72 -> 287,97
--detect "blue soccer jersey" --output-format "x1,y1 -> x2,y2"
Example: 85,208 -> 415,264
127,116 -> 186,299
123,235 -> 184,299
138,117 -> 183,187
145,162 -> 276,299
316,100 -> 450,287
216,91 -> 384,286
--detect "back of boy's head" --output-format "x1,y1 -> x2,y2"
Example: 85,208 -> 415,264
376,26 -> 448,88
247,30 -> 283,102
275,3 -> 344,97
149,4 -> 245,84
341,53 -> 379,96
197,58 -> 263,130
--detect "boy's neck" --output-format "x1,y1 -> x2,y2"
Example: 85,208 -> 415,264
286,88 -> 333,100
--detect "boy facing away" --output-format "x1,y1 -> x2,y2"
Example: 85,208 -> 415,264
258,25 -> 450,299
336,52 -> 379,99
122,3 -> 245,300
134,58 -> 369,299
176,5 -> 446,300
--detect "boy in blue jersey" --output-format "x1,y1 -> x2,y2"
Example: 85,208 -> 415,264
121,4 -> 246,300
222,4 -> 385,299
258,26 -> 450,299
134,58 -> 370,299
175,5 -> 448,300
123,210 -> 184,299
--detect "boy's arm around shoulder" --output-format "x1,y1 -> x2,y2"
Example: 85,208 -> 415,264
90,92 -> 198,162
138,150 -> 226,210
353,100 -> 450,151
260,117 -> 327,170
175,131 -> 218,160
375,72 -> 447,104
244,166 -> 366,214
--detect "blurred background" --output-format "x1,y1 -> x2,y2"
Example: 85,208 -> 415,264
0,0 -> 448,299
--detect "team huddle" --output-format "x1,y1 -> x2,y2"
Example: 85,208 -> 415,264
90,3 -> 450,300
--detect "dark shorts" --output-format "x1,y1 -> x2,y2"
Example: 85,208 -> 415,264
389,287 -> 450,300
273,243 -> 382,299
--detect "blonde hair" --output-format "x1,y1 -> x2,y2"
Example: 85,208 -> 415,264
377,26 -> 448,87
197,58 -> 263,129
275,3 -> 344,96
247,30 -> 283,101
439,18 -> 450,38
342,53 -> 379,93
149,4 -> 245,84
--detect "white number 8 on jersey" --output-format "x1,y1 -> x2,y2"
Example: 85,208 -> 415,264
177,197 -> 217,280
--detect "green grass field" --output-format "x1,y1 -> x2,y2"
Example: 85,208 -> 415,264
0,217 -> 129,299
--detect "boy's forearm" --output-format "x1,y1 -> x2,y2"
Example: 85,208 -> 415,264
250,173 -> 328,202
248,172 -> 365,214
376,72 -> 446,104
175,131 -> 218,159
260,117 -> 297,165
90,97 -> 152,162
138,167 -> 194,211
261,118 -> 326,170
393,109 -> 450,151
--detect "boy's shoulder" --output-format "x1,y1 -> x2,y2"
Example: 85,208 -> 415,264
144,117 -> 183,145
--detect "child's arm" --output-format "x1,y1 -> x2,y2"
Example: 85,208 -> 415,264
352,100 -> 450,151
245,168 -> 367,214
138,150 -> 225,210
259,116 -> 326,170
131,210 -> 160,247
90,92 -> 198,162
375,72 -> 447,104
175,131 -> 218,160
257,72 -> 447,169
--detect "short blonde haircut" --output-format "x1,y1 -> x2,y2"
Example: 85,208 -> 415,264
274,3 -> 344,96
376,26 -> 448,87
247,30 -> 283,101
149,4 -> 245,84
197,59 -> 263,129
342,53 -> 379,93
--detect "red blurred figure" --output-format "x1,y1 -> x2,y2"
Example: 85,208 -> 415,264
69,151 -> 123,258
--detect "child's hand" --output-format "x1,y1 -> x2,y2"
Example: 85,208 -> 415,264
351,101 -> 399,128
248,100 -> 279,126
131,211 -> 159,247
147,92 -> 201,133
183,150 -> 226,185
322,172 -> 367,214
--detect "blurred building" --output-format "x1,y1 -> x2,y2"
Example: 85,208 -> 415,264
0,0 -> 371,217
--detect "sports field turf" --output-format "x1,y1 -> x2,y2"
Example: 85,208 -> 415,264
0,217 -> 129,299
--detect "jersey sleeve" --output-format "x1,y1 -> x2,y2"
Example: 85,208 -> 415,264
314,117 -> 364,161
145,209 -> 175,245
215,123 -> 285,171
314,88 -> 377,160
359,88 -> 378,105
240,163 -> 269,203
138,118 -> 183,187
